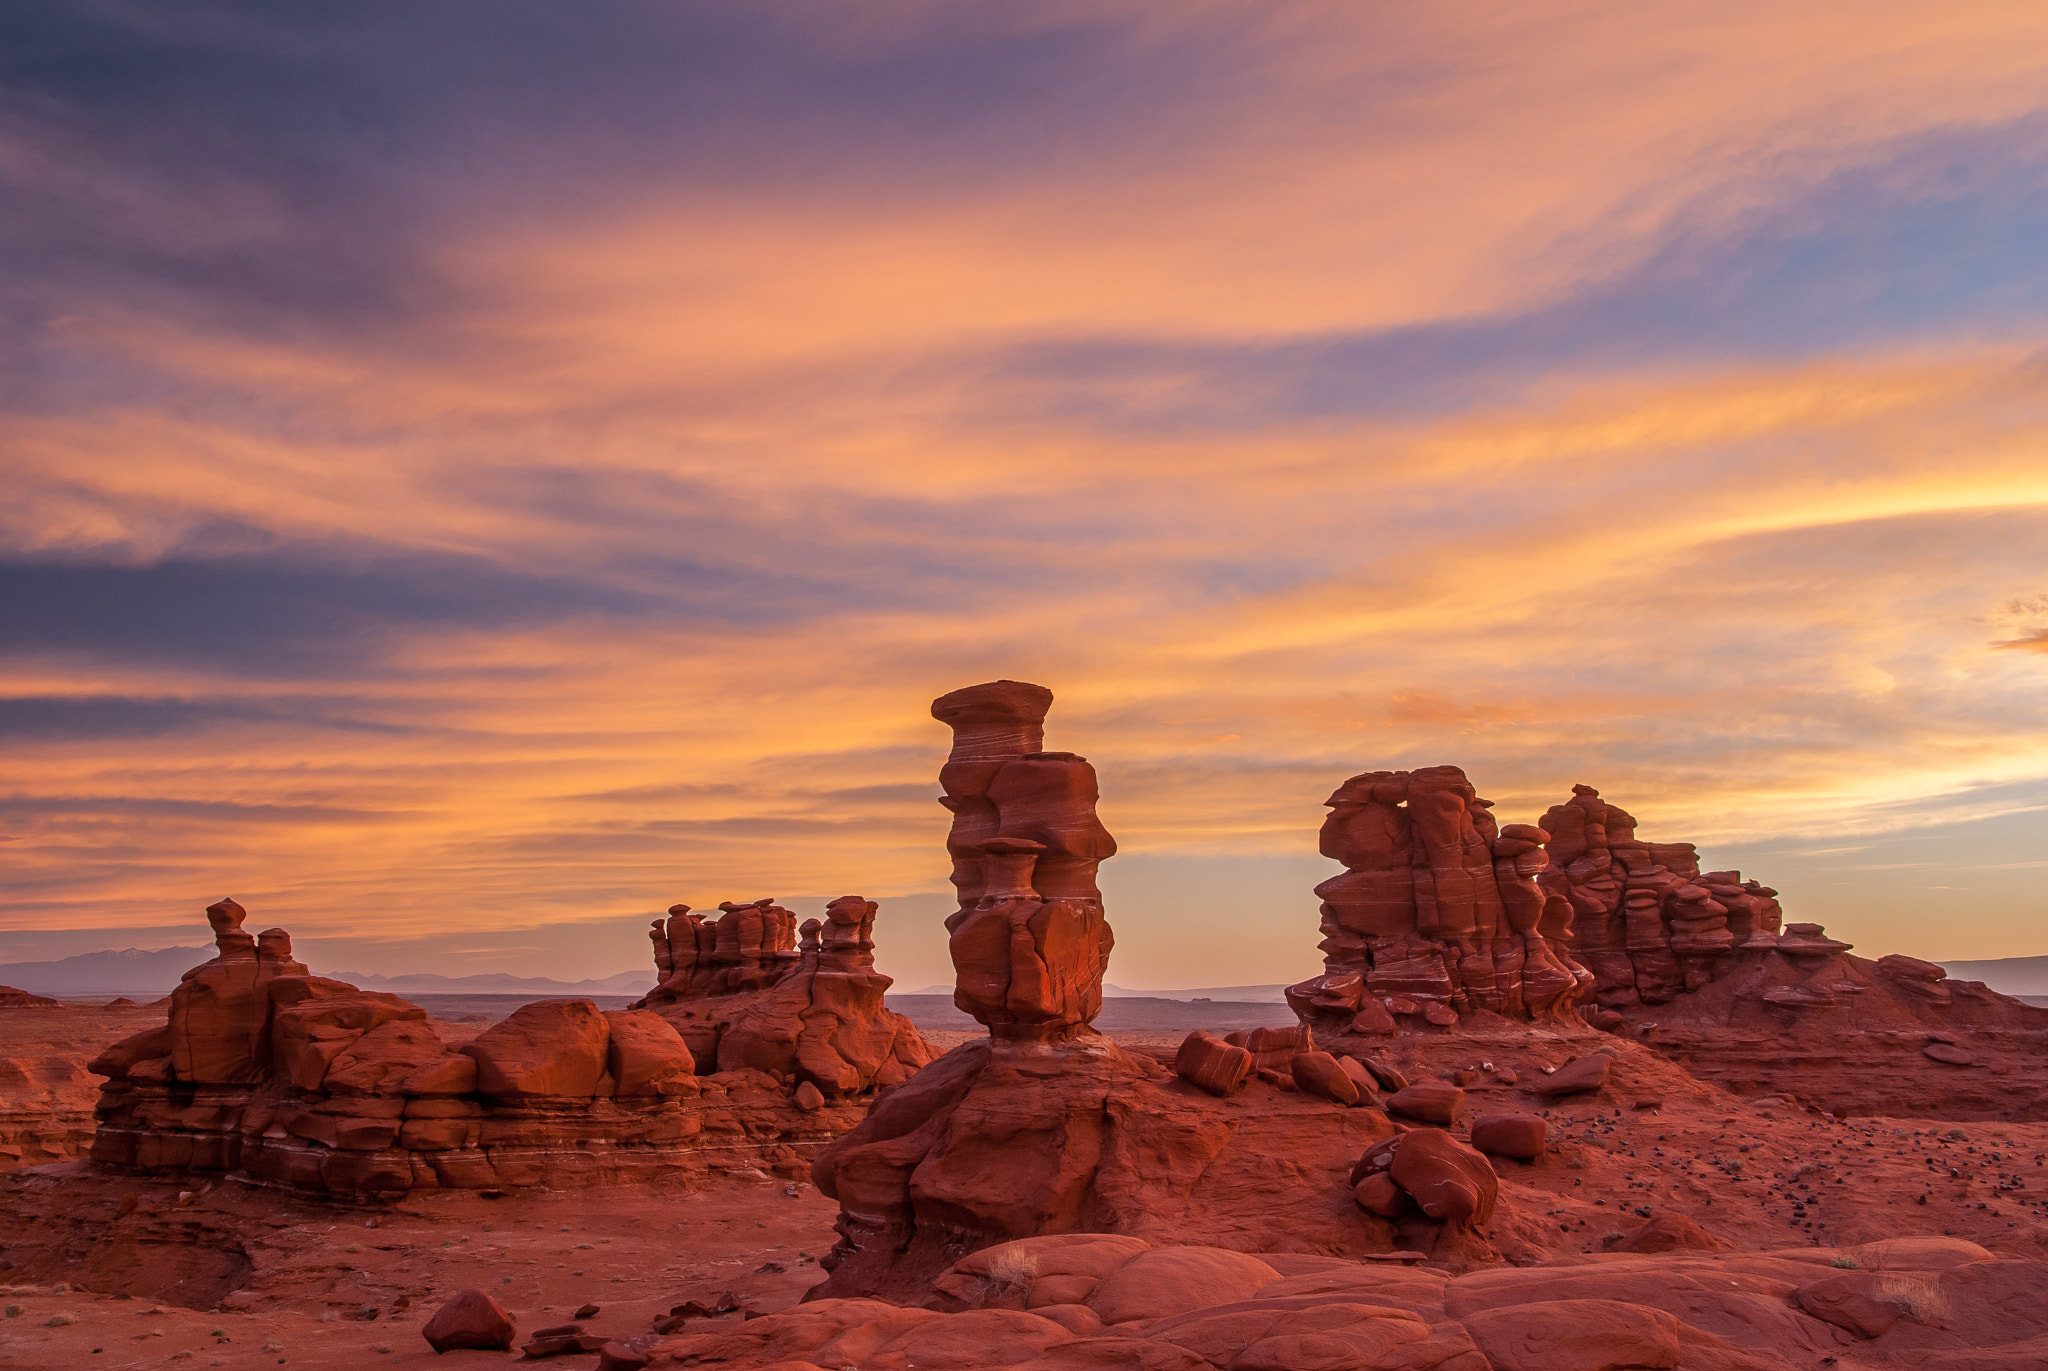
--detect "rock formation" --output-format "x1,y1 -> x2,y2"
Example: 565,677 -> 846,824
931,681 -> 1118,1041
812,683 -> 1472,1300
651,1226 -> 2048,1371
633,893 -> 931,1095
88,898 -> 915,1198
1288,766 -> 1593,1044
1537,783 -> 1784,1006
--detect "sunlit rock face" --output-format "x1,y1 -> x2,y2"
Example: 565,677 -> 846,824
88,896 -> 927,1199
635,893 -> 932,1096
1288,765 -> 1594,1043
931,680 -> 1118,1042
1535,783 -> 1784,1007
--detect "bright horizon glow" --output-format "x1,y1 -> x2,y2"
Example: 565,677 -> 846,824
2,3 -> 2046,993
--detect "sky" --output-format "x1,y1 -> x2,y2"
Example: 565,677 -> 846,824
3,2 -> 2046,993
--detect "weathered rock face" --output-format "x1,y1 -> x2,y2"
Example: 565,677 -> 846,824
809,1036 -> 1404,1303
89,901 -> 887,1199
634,893 -> 932,1096
932,681 -> 1117,1042
1601,940 -> 2048,1118
660,1228 -> 2048,1371
1537,783 -> 1785,1007
1288,766 -> 1593,1046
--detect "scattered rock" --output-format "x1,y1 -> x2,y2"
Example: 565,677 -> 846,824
1534,1053 -> 1611,1098
1386,1080 -> 1465,1123
1172,1031 -> 1252,1097
1470,1112 -> 1547,1159
422,1287 -> 517,1353
1290,1050 -> 1361,1104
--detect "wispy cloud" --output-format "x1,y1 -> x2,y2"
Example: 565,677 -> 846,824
2,3 -> 2046,978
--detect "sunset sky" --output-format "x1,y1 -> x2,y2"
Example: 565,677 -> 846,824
4,3 -> 2046,992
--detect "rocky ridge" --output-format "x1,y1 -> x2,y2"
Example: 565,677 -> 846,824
88,895 -> 931,1199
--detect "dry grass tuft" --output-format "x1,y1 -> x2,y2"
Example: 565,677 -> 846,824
1873,1274 -> 1949,1326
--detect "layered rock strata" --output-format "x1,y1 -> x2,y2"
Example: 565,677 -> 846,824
634,893 -> 931,1095
1287,766 -> 1594,1044
1538,783 -> 1784,1007
932,681 -> 1117,1042
813,683 -> 1507,1300
88,899 -> 909,1198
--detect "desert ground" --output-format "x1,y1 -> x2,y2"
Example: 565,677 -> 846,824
8,999 -> 2048,1370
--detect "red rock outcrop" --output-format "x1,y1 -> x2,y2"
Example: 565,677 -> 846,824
1288,766 -> 1593,1047
931,681 -> 1117,1042
1529,784 -> 2048,1117
650,1230 -> 2048,1371
88,900 -> 896,1198
634,893 -> 931,1096
1538,783 -> 1784,1006
0,986 -> 60,1008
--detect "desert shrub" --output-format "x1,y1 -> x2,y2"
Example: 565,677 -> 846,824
1830,1255 -> 1859,1269
1873,1274 -> 1949,1326
979,1245 -> 1039,1302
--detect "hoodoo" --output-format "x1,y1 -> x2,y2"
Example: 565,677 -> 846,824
806,698 -> 2048,1309
634,893 -> 930,1095
88,892 -> 932,1198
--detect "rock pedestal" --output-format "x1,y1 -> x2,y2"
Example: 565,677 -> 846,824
931,681 -> 1117,1043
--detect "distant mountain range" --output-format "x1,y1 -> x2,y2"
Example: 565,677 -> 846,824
341,969 -> 655,996
12,949 -> 2048,1003
0,945 -> 210,996
905,981 -> 1294,1002
0,945 -> 652,998
1939,956 -> 2048,997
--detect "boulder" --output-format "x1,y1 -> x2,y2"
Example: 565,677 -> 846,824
1535,1054 -> 1610,1098
463,999 -> 611,1098
1227,1025 -> 1315,1072
423,1287 -> 517,1353
1334,1055 -> 1380,1102
1388,1127 -> 1498,1225
1354,1172 -> 1405,1218
1386,1081 -> 1465,1124
1173,1031 -> 1253,1097
1470,1112 -> 1547,1159
1290,1051 -> 1362,1105
602,1009 -> 697,1096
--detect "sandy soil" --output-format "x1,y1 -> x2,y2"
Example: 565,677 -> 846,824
0,1004 -> 168,1170
0,1169 -> 838,1370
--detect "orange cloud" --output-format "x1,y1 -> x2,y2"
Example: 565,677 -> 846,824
4,3 -> 2048,978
